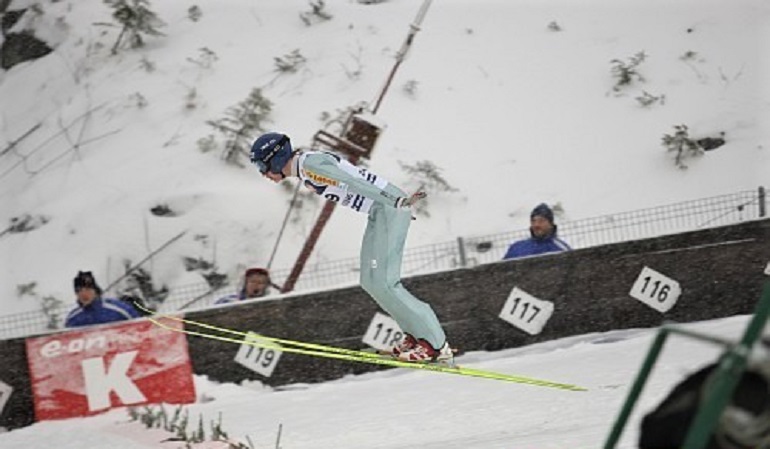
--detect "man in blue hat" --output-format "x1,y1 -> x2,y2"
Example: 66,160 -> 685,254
65,271 -> 141,328
503,203 -> 571,260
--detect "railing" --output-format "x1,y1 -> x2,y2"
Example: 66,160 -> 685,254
603,280 -> 770,449
1,187 -> 766,340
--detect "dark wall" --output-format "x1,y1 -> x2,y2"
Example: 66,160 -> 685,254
0,338 -> 33,431
1,219 -> 768,430
186,219 -> 769,385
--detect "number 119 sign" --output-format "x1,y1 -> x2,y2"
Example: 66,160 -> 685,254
234,332 -> 282,377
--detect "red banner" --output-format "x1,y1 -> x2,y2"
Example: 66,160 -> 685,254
26,317 -> 196,421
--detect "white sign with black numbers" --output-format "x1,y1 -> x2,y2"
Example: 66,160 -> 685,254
362,312 -> 405,352
234,332 -> 282,377
499,287 -> 554,335
0,380 -> 11,416
629,266 -> 682,313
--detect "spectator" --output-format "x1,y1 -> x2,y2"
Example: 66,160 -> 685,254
503,203 -> 571,260
215,267 -> 273,305
65,271 -> 141,328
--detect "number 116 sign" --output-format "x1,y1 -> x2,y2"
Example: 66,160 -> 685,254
629,266 -> 681,313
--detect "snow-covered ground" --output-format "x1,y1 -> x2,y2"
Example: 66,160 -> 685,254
0,314 -> 764,448
1,0 -> 768,446
1,0 -> 768,316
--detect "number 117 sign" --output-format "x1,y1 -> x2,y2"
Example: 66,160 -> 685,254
499,287 -> 554,335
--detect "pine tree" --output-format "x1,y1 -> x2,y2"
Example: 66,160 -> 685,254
206,88 -> 274,166
662,124 -> 703,169
104,0 -> 166,54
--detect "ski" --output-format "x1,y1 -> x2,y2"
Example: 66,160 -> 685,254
137,303 -> 586,391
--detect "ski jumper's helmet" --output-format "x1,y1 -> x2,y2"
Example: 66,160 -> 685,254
250,132 -> 293,175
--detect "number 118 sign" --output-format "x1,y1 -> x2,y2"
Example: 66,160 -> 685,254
362,312 -> 404,352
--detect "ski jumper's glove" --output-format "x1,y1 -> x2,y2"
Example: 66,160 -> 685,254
395,191 -> 426,208
394,191 -> 427,220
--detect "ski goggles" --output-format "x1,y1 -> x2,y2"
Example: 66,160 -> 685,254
252,135 -> 289,174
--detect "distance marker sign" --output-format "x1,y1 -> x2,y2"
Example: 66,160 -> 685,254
499,287 -> 554,335
629,266 -> 681,313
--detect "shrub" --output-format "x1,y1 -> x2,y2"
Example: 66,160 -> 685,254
205,88 -> 273,166
402,80 -> 419,99
187,47 -> 218,69
4,214 -> 50,234
610,51 -> 646,92
635,90 -> 665,108
662,124 -> 703,169
120,263 -> 169,307
299,0 -> 332,26
397,160 -> 458,218
274,49 -> 306,73
103,0 -> 165,54
128,405 -> 256,449
547,21 -> 562,32
196,135 -> 217,153
187,5 -> 202,22
16,282 -> 64,330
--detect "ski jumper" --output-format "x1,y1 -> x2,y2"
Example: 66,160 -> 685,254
296,151 -> 446,349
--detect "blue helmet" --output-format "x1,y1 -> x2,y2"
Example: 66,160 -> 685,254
250,132 -> 293,174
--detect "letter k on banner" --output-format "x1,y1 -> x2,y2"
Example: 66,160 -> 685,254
26,318 -> 195,421
82,351 -> 146,411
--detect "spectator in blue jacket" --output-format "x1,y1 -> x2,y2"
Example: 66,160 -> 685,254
215,267 -> 273,305
503,203 -> 571,260
65,271 -> 141,328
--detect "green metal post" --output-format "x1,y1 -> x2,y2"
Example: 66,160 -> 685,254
736,280 -> 770,348
603,328 -> 670,449
681,280 -> 770,449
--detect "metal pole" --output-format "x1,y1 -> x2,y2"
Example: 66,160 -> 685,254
604,327 -> 670,449
681,280 -> 770,449
758,186 -> 766,218
456,237 -> 467,268
372,0 -> 432,114
267,180 -> 302,271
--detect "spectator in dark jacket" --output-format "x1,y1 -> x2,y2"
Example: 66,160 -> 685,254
65,271 -> 141,328
503,203 -> 571,260
215,267 -> 274,305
